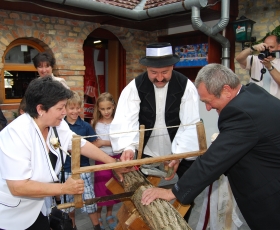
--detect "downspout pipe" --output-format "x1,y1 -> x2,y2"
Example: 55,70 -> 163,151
191,0 -> 230,67
45,0 -> 208,21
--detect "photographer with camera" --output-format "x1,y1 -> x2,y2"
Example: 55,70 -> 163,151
236,35 -> 280,99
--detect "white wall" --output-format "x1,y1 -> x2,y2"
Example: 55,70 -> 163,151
167,19 -> 220,147
199,101 -> 219,147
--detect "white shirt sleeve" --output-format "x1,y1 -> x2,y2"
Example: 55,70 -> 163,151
0,118 -> 33,180
171,79 -> 200,159
110,79 -> 140,153
52,74 -> 70,89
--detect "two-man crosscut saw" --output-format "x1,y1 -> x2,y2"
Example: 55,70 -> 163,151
57,184 -> 173,209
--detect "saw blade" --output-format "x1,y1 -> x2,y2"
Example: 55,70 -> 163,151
57,184 -> 174,209
84,191 -> 134,205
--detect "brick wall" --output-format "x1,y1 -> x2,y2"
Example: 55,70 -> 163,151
235,0 -> 280,84
0,9 -> 160,123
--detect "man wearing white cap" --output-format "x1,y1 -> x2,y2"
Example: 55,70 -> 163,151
110,42 -> 200,219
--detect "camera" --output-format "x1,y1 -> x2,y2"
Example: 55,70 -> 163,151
258,49 -> 276,60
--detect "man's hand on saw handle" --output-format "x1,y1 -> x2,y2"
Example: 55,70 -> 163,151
164,159 -> 180,181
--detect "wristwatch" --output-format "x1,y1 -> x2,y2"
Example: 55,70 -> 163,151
268,66 -> 274,72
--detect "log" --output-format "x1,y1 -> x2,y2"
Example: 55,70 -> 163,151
108,173 -> 163,229
111,171 -> 151,229
122,171 -> 192,230
122,170 -> 151,192
132,185 -> 192,230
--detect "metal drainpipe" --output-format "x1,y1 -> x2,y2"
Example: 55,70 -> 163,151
191,0 -> 230,67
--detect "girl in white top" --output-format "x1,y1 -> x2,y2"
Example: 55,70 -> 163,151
0,78 -> 126,230
92,92 -> 120,230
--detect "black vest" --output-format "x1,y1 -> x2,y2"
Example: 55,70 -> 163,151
135,70 -> 188,148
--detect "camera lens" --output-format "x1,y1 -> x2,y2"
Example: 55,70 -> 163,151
258,53 -> 266,60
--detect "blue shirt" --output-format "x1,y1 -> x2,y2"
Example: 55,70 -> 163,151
64,116 -> 97,172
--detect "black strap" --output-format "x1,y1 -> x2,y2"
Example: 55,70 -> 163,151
249,55 -> 253,77
53,127 -> 67,203
250,55 -> 265,82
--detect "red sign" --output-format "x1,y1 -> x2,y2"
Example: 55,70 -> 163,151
84,102 -> 94,118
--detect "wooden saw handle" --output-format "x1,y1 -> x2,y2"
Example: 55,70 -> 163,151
137,125 -> 145,159
57,202 -> 76,209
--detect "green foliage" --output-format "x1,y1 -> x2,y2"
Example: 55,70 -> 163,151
13,112 -> 18,119
253,25 -> 280,45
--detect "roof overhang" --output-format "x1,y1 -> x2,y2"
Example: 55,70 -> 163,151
1,0 -> 223,31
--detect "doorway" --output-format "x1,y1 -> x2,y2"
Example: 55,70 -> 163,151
83,28 -> 126,122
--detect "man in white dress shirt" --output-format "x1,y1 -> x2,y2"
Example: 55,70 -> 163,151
110,42 -> 200,221
236,35 -> 280,99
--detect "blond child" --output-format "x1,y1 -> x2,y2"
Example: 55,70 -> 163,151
92,92 -> 120,230
62,91 -> 100,230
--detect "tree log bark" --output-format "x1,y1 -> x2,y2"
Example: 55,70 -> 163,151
122,170 -> 151,192
121,171 -> 192,230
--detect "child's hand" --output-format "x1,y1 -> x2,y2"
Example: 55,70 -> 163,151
92,138 -> 103,147
113,166 -> 134,182
92,139 -> 111,148
120,149 -> 135,161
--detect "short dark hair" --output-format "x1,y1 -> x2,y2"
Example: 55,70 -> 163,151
25,77 -> 73,118
32,52 -> 56,68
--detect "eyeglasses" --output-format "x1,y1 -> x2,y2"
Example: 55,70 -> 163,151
250,67 -> 266,82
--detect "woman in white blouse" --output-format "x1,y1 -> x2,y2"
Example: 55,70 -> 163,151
0,77 -> 126,230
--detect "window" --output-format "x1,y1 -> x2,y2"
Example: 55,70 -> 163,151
1,39 -> 44,103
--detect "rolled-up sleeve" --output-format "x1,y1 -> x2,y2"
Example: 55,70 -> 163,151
110,80 -> 140,153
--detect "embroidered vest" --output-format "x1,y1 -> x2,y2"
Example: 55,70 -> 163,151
135,70 -> 188,148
